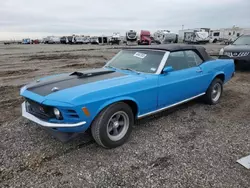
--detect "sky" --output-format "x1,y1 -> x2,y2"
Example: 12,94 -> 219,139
0,0 -> 250,40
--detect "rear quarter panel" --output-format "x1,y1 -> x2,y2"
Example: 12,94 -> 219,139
199,58 -> 235,90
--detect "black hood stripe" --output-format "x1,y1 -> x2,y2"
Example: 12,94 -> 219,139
27,68 -> 125,96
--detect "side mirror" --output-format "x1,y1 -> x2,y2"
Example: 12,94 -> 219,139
162,66 -> 174,74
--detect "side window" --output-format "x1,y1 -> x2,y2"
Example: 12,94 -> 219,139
184,50 -> 203,66
165,51 -> 189,71
214,32 -> 219,36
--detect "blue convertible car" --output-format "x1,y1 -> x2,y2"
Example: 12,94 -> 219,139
20,44 -> 235,148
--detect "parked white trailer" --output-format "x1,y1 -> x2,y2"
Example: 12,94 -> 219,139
209,27 -> 250,43
98,36 -> 109,45
47,36 -> 61,44
73,36 -> 90,44
181,29 -> 210,44
125,30 -> 138,45
153,30 -> 178,44
90,37 -> 99,44
109,32 -> 121,45
179,28 -> 210,42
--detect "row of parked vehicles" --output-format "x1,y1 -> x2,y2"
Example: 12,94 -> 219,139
39,30 -> 179,46
5,29 -> 211,46
40,29 -> 212,45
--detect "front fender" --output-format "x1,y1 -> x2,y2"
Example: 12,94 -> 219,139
96,96 -> 139,117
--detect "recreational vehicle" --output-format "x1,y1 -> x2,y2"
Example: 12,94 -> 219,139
47,36 -> 61,44
109,32 -> 121,45
60,36 -> 68,44
183,29 -> 210,44
210,27 -> 250,43
153,30 -> 178,44
73,36 -> 90,44
125,30 -> 138,45
98,36 -> 109,45
90,37 -> 99,44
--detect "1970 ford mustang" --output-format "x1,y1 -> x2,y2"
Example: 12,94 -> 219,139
20,44 -> 235,148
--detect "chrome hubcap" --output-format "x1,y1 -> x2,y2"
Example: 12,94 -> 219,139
212,83 -> 221,102
107,111 -> 129,141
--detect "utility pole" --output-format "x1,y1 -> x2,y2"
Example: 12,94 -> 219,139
182,25 -> 184,30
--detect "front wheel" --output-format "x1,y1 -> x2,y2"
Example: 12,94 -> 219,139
91,102 -> 134,148
203,78 -> 223,105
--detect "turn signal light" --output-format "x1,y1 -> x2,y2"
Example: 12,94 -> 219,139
82,107 -> 90,117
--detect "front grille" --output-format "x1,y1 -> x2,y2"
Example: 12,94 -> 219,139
225,52 -> 250,57
25,99 -> 54,120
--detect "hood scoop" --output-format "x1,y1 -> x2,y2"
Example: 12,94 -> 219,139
70,69 -> 115,78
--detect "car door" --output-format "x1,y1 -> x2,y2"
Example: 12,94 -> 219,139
157,50 -> 205,108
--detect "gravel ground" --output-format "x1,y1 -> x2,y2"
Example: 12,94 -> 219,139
0,43 -> 250,188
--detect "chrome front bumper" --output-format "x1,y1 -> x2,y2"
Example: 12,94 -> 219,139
21,102 -> 86,128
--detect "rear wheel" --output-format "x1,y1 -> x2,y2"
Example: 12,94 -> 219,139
203,78 -> 223,105
91,102 -> 134,148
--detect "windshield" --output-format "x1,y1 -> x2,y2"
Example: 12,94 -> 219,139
107,50 -> 165,73
127,32 -> 137,37
233,36 -> 250,45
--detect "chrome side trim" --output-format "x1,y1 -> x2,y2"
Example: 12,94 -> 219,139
22,102 -> 86,128
156,51 -> 170,74
137,93 -> 205,119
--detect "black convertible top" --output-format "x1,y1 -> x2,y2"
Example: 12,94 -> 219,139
123,44 -> 212,61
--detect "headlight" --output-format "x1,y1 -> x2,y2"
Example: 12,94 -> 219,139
53,108 -> 62,120
219,48 -> 224,55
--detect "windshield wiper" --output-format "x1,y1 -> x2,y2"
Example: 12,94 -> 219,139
105,65 -> 116,70
120,67 -> 140,74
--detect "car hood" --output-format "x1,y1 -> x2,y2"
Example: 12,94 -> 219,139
224,45 -> 250,52
21,68 -> 146,104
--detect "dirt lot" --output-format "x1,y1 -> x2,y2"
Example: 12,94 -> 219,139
0,43 -> 250,188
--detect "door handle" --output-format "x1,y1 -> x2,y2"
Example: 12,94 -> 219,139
196,69 -> 203,73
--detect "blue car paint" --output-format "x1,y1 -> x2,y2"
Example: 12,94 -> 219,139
199,59 -> 235,88
158,66 -> 205,108
20,59 -> 235,133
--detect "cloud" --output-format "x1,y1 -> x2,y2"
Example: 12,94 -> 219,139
0,0 -> 250,40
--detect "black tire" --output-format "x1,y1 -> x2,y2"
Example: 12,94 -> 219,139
91,102 -> 134,148
203,78 -> 223,105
